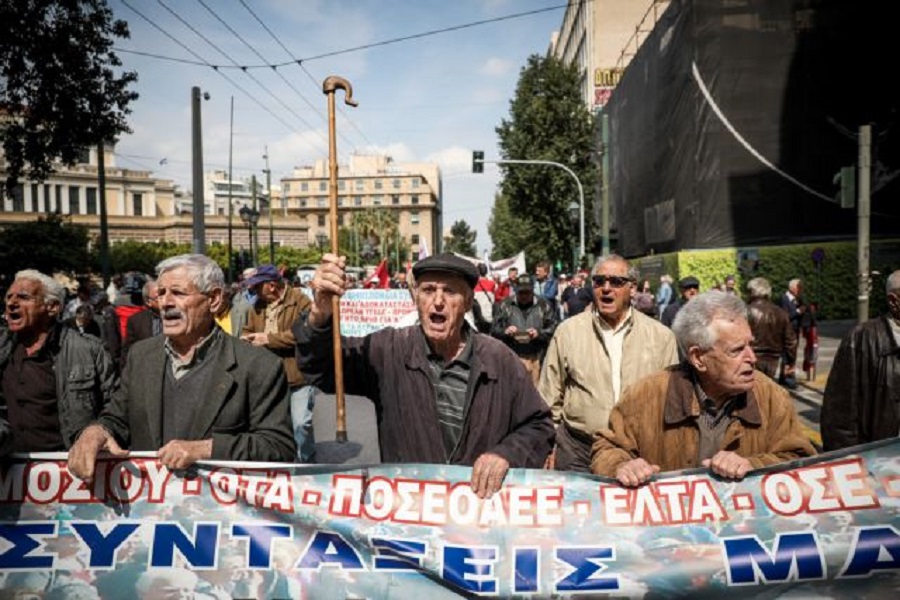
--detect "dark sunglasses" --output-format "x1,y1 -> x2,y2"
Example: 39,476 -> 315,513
592,275 -> 634,289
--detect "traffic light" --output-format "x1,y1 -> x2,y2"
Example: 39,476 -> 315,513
833,165 -> 856,209
472,150 -> 484,174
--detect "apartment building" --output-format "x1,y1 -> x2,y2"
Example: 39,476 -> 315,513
281,153 -> 442,260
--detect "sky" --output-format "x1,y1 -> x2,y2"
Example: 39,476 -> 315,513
107,0 -> 568,256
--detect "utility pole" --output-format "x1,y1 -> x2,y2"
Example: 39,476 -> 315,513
96,141 -> 110,288
251,174 -> 259,265
601,113 -> 611,256
227,96 -> 234,283
191,86 -> 207,254
264,147 -> 274,264
857,124 -> 872,324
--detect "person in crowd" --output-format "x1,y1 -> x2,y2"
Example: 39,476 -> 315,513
65,303 -> 102,337
490,273 -> 559,386
472,262 -> 496,334
0,269 -> 118,454
229,267 -> 257,338
591,292 -> 816,485
92,295 -> 123,369
780,278 -> 805,335
213,284 -> 235,335
296,252 -> 554,498
820,270 -> 900,451
633,279 -> 656,317
661,275 -> 700,327
534,260 -> 558,313
112,271 -> 148,341
62,282 -> 93,321
106,274 -> 122,304
561,271 -> 593,318
724,274 -> 740,296
67,254 -> 295,483
539,255 -> 678,472
494,266 -> 518,303
241,264 -> 316,462
656,274 -> 674,319
746,277 -> 797,381
122,279 -> 161,364
556,273 -> 570,319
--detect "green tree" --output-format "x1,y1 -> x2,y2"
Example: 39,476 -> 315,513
495,54 -> 597,265
0,0 -> 138,191
0,214 -> 92,280
487,192 -> 536,260
443,220 -> 477,257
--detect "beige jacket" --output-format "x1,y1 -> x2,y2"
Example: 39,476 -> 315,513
538,308 -> 678,436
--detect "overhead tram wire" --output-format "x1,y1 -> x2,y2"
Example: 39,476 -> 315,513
193,0 -> 347,148
236,0 -> 372,149
155,0 -> 331,152
119,0 -> 329,155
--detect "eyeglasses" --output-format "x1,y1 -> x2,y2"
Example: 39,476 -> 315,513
591,275 -> 634,289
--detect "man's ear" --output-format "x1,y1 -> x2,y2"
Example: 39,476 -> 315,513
687,345 -> 706,372
207,288 -> 224,314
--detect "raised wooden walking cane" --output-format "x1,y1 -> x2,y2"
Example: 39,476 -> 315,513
323,76 -> 357,443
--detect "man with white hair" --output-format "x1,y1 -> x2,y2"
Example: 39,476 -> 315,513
746,276 -> 797,381
821,270 -> 900,451
591,291 -> 815,486
0,269 -> 118,454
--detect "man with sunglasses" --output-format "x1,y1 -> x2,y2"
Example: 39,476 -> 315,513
539,255 -> 678,472
68,254 -> 296,483
296,252 -> 554,499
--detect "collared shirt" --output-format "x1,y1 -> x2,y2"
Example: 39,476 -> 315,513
1,329 -> 64,452
163,327 -> 222,380
693,379 -> 739,462
424,329 -> 474,459
264,285 -> 289,335
597,307 -> 634,403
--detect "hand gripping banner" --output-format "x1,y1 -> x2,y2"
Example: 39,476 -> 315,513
1,440 -> 898,598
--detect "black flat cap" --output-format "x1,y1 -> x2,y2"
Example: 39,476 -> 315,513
412,253 -> 479,289
679,275 -> 700,289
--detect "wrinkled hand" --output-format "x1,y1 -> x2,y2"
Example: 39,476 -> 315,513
504,325 -> 517,336
68,425 -> 129,484
309,253 -> 347,326
471,452 -> 510,499
241,332 -> 269,347
527,327 -> 538,339
615,458 -> 660,487
703,451 -> 752,480
157,439 -> 213,471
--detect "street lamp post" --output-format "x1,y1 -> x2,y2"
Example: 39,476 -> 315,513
315,232 -> 328,255
239,205 -> 260,266
263,147 -> 274,264
568,201 -> 579,271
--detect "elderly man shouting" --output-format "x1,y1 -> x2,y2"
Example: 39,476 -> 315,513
591,291 -> 815,486
295,252 -> 554,498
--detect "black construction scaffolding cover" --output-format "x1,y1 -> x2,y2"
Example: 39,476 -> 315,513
606,0 -> 900,257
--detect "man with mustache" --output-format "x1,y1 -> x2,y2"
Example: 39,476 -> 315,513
539,254 -> 678,472
0,269 -> 118,454
591,292 -> 816,485
296,252 -> 554,499
68,254 -> 296,482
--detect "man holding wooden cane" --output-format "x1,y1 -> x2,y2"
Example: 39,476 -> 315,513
295,252 -> 554,499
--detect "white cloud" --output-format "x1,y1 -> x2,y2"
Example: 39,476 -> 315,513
480,57 -> 514,77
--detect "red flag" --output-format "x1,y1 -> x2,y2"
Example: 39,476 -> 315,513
367,259 -> 390,289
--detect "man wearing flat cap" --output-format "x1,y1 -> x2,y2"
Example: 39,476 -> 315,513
295,252 -> 555,498
661,275 -> 700,328
241,264 -> 315,461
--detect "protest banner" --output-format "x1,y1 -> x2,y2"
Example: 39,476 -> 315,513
338,289 -> 415,337
1,440 -> 898,598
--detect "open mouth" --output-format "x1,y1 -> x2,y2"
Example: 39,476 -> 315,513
429,313 -> 447,325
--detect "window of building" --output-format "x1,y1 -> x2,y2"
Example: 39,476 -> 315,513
86,187 -> 97,215
77,147 -> 91,164
411,177 -> 420,188
68,186 -> 80,214
56,185 -> 64,212
44,186 -> 54,213
338,180 -> 346,191
355,180 -> 364,191
411,194 -> 419,205
411,233 -> 420,244
317,197 -> 327,208
319,181 -> 327,192
391,195 -> 400,205
338,213 -> 345,226
374,179 -> 383,190
354,196 -> 362,206
392,179 -> 401,189
299,198 -> 307,208
133,193 -> 143,216
317,214 -> 326,227
373,195 -> 382,205
31,184 -> 40,212
301,182 -> 309,192
337,197 -> 344,207
410,211 -> 420,225
11,184 -> 24,212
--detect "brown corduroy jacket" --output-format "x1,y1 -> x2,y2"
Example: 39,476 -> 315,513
591,364 -> 816,477
243,285 -> 312,388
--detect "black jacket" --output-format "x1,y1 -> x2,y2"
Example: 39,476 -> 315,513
821,315 -> 900,451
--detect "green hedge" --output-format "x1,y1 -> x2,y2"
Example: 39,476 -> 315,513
633,239 -> 899,320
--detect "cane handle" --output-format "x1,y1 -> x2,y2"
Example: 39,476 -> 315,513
322,76 -> 358,107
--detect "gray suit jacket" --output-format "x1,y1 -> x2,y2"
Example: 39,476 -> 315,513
97,329 -> 296,462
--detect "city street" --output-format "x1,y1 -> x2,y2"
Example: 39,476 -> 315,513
309,319 -> 857,465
